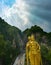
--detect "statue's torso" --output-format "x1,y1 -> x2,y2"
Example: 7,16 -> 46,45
26,38 -> 42,65
28,41 -> 38,55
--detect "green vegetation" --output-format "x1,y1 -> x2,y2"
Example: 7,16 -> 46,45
24,25 -> 51,65
23,25 -> 51,45
0,17 -> 51,65
41,45 -> 51,65
0,17 -> 24,65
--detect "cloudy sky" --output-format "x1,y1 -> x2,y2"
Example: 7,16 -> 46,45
0,0 -> 51,32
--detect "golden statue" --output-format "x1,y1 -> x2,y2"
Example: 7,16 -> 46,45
26,34 -> 42,65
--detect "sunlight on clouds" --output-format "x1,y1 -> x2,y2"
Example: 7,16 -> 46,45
2,0 -> 30,26
15,0 -> 30,25
4,8 -> 11,17
0,0 -> 51,32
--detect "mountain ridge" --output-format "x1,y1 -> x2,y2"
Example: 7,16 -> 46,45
0,17 -> 25,65
0,17 -> 51,65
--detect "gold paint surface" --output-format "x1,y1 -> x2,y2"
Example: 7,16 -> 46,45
26,34 -> 42,65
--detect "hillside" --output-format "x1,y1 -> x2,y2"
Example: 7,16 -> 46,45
0,17 -> 51,65
23,25 -> 51,65
0,17 -> 25,65
23,25 -> 51,46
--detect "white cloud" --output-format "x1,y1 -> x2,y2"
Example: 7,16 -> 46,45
0,0 -> 51,32
0,0 -> 31,30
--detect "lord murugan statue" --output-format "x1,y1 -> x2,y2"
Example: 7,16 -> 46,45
26,34 -> 42,65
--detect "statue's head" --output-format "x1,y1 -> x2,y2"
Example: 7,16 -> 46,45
31,34 -> 35,41
28,36 -> 31,40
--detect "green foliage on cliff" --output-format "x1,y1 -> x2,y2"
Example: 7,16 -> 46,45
41,45 -> 51,65
24,25 -> 51,65
0,17 -> 24,65
23,25 -> 51,45
0,17 -> 51,65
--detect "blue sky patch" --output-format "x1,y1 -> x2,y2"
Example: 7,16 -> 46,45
5,0 -> 15,7
0,0 -> 15,7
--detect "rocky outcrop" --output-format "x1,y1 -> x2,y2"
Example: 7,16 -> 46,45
13,53 -> 25,65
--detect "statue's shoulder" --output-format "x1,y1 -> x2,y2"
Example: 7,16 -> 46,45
35,41 -> 40,48
34,41 -> 39,46
34,41 -> 38,44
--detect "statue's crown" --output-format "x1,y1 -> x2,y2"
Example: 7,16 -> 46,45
31,34 -> 35,41
28,34 -> 35,41
28,36 -> 31,40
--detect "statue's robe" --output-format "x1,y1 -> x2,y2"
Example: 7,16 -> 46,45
26,40 -> 42,65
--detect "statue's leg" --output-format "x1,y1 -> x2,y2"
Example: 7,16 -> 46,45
36,54 -> 41,65
29,54 -> 40,65
29,54 -> 35,65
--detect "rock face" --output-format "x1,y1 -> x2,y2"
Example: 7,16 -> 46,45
0,17 -> 25,65
13,53 -> 25,65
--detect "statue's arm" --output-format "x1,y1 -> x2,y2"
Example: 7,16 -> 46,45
36,42 -> 40,52
36,42 -> 43,65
